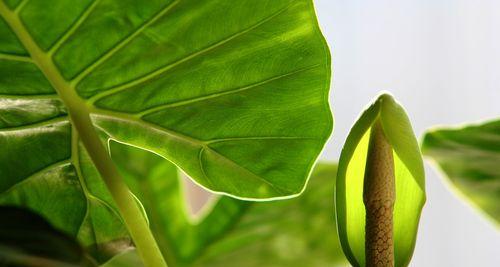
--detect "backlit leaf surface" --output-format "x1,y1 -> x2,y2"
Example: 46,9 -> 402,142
0,0 -> 331,260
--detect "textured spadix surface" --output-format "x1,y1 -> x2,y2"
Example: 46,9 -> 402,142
422,119 -> 500,226
0,0 -> 331,260
335,94 -> 425,267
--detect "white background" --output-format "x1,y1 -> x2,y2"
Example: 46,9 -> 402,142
314,0 -> 500,266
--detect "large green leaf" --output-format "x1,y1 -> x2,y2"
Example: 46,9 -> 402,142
0,0 -> 331,199
0,206 -> 95,267
422,119 -> 500,226
109,140 -> 347,267
0,0 -> 330,261
335,94 -> 425,267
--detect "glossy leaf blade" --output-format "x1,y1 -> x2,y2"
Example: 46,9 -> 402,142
0,0 -> 332,200
335,94 -> 425,267
110,141 -> 347,267
0,0 -> 330,262
422,119 -> 500,225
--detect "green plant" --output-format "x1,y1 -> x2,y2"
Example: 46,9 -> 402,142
335,94 -> 425,267
108,142 -> 347,267
422,119 -> 500,226
0,0 -> 331,266
1,1 -> 497,267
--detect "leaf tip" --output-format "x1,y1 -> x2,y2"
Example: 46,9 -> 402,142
376,91 -> 395,103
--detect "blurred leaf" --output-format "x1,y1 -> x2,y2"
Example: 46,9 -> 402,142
422,119 -> 500,226
335,93 -> 425,267
0,206 -> 96,267
110,141 -> 347,267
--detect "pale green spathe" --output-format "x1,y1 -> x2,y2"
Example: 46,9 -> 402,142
335,94 -> 425,267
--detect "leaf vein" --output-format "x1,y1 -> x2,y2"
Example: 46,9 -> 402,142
73,128 -> 124,241
71,0 -> 180,84
0,159 -> 71,196
205,147 -> 289,195
0,93 -> 59,99
206,136 -> 314,145
49,0 -> 101,54
0,115 -> 67,131
72,128 -> 92,240
13,0 -> 29,13
197,147 -> 214,188
87,2 -> 295,103
0,53 -> 33,62
92,110 -> 291,195
135,64 -> 320,118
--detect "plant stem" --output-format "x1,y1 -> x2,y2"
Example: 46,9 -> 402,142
363,120 -> 395,267
0,4 -> 168,267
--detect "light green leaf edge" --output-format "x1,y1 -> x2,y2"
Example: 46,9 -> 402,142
422,118 -> 500,226
335,93 -> 425,267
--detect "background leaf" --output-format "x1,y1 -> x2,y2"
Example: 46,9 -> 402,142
0,206 -> 95,267
422,119 -> 500,226
335,94 -> 425,267
110,141 -> 347,267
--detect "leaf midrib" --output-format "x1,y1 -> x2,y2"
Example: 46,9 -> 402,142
0,2 -> 131,248
0,1 -> 305,197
